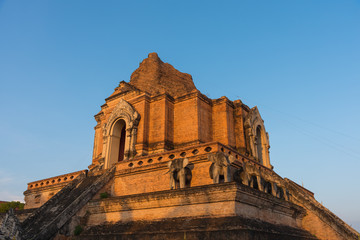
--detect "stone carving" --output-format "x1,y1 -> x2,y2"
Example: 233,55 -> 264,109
232,159 -> 290,201
102,99 -> 140,168
260,178 -> 273,194
242,161 -> 263,191
232,161 -> 249,185
167,158 -> 192,189
272,181 -> 289,201
244,107 -> 270,168
208,152 -> 236,183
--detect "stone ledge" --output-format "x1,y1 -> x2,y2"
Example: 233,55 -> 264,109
79,216 -> 317,240
87,182 -> 305,228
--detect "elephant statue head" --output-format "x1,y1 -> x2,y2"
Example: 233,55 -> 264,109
167,158 -> 192,189
208,152 -> 236,183
233,161 -> 249,186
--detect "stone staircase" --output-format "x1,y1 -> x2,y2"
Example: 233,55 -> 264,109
20,166 -> 115,240
0,208 -> 22,240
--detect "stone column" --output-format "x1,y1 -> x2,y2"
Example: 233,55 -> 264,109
124,128 -> 132,160
129,127 -> 138,158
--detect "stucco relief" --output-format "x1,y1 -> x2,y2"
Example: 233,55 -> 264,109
102,99 -> 140,168
244,106 -> 271,168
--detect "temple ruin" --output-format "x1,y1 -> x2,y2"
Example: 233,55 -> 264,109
1,53 -> 359,240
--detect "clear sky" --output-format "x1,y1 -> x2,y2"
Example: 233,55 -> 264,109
0,0 -> 359,231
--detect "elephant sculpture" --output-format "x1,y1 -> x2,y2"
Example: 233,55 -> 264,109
232,162 -> 249,186
272,181 -> 289,201
232,159 -> 291,201
260,178 -> 273,194
240,161 -> 263,191
208,152 -> 236,183
167,158 -> 192,189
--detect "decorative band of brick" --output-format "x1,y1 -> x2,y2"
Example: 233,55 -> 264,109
26,170 -> 88,190
116,141 -> 272,174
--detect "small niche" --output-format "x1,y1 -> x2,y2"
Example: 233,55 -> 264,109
205,147 -> 212,152
192,149 -> 199,155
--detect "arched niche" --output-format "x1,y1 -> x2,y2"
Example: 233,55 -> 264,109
107,119 -> 126,167
244,106 -> 271,168
102,99 -> 140,169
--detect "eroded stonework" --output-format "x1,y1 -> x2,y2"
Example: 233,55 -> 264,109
130,52 -> 196,97
244,106 -> 271,167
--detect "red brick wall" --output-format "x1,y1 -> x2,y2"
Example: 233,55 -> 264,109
302,209 -> 345,240
148,97 -> 167,150
234,102 -> 247,153
226,103 -> 236,148
92,91 -> 247,162
173,97 -> 199,146
197,98 -> 212,143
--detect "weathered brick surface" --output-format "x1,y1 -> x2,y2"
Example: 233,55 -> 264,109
302,210 -> 344,240
173,96 -> 199,145
284,178 -> 359,240
234,100 -> 247,153
148,97 -> 167,150
79,216 -> 317,240
87,182 -> 306,227
132,98 -> 149,150
197,97 -> 213,143
24,170 -> 87,209
212,98 -> 236,147
130,52 -> 196,98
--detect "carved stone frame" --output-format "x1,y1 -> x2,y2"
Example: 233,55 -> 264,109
102,99 -> 140,169
244,106 -> 271,168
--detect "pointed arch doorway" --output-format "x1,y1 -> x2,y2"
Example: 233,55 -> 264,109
102,99 -> 140,169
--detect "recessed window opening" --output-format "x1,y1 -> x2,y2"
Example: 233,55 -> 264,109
118,123 -> 126,162
256,126 -> 263,165
108,119 -> 127,167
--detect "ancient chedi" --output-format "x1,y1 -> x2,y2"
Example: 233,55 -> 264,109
3,53 -> 359,240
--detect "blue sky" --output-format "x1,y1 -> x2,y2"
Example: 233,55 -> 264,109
0,0 -> 359,231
